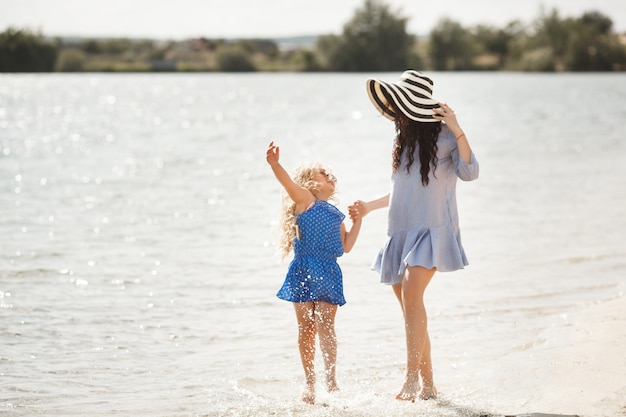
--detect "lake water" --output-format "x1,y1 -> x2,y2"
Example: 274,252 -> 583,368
1,72 -> 625,416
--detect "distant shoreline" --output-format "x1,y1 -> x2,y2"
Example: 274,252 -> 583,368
3,7 -> 626,73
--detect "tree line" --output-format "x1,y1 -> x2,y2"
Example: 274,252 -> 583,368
1,0 -> 625,72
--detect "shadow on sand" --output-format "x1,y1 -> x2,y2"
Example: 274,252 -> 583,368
433,398 -> 579,417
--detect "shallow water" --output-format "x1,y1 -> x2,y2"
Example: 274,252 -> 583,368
1,72 -> 625,416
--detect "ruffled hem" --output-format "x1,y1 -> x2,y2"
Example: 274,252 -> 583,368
277,257 -> 346,305
372,223 -> 468,284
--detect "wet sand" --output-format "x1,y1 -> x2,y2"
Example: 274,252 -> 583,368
520,296 -> 626,417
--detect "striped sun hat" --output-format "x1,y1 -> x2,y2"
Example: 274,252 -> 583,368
366,70 -> 440,122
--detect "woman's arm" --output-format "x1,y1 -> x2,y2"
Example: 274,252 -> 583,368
433,102 -> 472,164
348,194 -> 389,220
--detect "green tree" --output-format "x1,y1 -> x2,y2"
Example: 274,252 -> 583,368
55,48 -> 86,72
407,42 -> 426,71
565,11 -> 626,71
429,18 -> 475,70
82,39 -> 101,54
99,38 -> 134,54
317,0 -> 414,71
508,8 -> 626,71
315,34 -> 341,70
215,43 -> 256,72
533,8 -> 569,70
291,49 -> 323,71
0,27 -> 58,72
506,8 -> 565,71
472,21 -> 524,69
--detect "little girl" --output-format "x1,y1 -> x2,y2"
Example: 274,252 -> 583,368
266,141 -> 361,405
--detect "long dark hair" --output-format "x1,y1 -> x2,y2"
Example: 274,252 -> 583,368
385,93 -> 442,186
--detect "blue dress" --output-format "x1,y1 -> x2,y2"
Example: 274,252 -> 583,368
277,200 -> 347,306
373,125 -> 479,284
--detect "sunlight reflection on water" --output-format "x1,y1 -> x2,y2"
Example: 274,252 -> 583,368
0,72 -> 624,416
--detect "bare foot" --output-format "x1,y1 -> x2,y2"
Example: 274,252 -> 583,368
301,383 -> 315,405
326,377 -> 340,393
419,385 -> 438,400
395,379 -> 420,402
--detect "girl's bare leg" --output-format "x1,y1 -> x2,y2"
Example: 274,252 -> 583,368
294,302 -> 317,404
314,301 -> 339,393
392,266 -> 436,401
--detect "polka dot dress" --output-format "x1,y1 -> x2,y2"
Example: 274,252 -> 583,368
277,200 -> 346,306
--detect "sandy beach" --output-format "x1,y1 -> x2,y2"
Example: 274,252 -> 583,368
522,296 -> 626,417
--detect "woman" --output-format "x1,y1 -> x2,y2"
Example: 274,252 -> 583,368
350,70 -> 479,401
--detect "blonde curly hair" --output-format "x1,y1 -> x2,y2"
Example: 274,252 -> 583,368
278,162 -> 336,259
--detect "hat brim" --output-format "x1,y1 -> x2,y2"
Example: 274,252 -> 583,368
366,78 -> 439,122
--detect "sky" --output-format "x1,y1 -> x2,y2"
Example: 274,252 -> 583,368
0,0 -> 625,40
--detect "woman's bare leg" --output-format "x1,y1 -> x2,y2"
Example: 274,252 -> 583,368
314,301 -> 339,393
294,302 -> 317,404
393,266 -> 436,401
418,333 -> 437,400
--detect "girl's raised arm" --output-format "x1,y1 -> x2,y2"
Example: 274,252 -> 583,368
266,142 -> 314,208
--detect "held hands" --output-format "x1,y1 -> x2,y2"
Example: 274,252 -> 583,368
266,141 -> 280,167
348,200 -> 368,222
